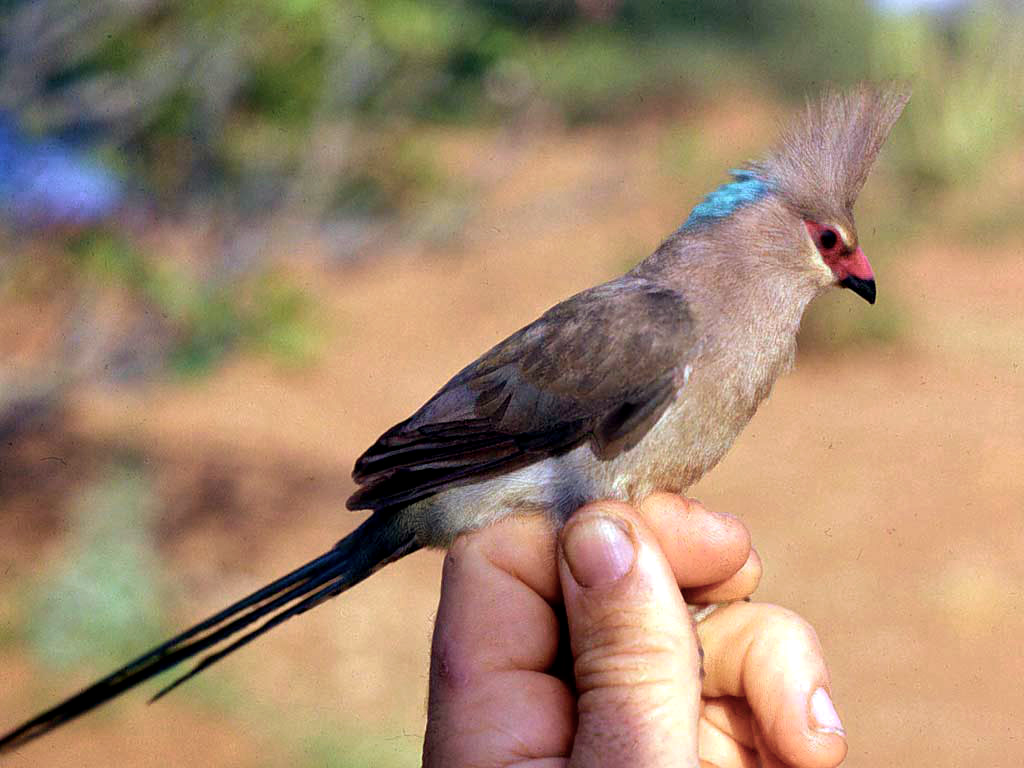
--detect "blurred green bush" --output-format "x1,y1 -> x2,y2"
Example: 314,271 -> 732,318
68,232 -> 319,376
25,462 -> 169,669
871,4 -> 1024,189
14,0 -> 1017,220
2,0 -> 1023,381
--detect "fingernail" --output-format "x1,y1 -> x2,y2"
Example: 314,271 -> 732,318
810,687 -> 845,736
562,515 -> 636,588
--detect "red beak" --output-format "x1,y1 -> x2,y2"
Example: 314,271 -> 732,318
837,247 -> 876,304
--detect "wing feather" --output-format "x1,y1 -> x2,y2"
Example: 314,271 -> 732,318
348,278 -> 696,511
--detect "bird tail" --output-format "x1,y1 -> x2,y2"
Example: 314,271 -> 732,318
0,511 -> 419,754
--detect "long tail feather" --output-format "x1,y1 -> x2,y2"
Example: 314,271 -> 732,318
0,512 -> 417,754
149,533 -> 419,703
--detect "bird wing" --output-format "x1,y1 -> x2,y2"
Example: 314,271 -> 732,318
347,278 -> 697,512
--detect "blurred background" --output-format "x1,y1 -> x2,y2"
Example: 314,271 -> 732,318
1,0 -> 1022,765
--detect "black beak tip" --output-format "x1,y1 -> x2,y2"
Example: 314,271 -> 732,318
840,275 -> 876,305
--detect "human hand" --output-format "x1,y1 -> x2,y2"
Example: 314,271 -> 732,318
422,494 -> 848,767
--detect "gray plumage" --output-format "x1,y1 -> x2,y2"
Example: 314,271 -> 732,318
756,85 -> 911,218
0,83 -> 910,753
350,83 -> 910,546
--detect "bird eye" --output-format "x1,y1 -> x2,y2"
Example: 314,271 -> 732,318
819,228 -> 838,250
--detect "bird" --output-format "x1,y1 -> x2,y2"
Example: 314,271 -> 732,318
0,83 -> 910,752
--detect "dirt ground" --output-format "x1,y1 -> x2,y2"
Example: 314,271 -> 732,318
2,105 -> 1022,767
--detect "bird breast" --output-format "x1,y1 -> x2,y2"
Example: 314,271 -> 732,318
413,324 -> 796,544
576,329 -> 797,507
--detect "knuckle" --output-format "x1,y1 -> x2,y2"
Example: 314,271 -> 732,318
746,605 -> 823,665
683,496 -> 706,515
744,549 -> 763,576
577,684 -> 679,728
645,490 -> 689,512
574,624 -> 691,692
760,605 -> 817,643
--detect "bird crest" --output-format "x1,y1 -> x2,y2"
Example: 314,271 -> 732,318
753,83 -> 911,218
681,83 -> 910,231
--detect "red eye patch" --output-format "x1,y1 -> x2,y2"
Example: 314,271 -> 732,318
804,220 -> 844,258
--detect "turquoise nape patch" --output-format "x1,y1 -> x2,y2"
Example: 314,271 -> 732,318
681,169 -> 773,230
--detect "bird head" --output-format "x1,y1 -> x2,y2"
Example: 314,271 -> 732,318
677,84 -> 910,306
803,219 -> 876,304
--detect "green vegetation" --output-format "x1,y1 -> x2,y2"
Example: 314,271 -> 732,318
19,0 -> 1021,219
4,0 -> 1022,371
24,462 -> 169,669
871,5 -> 1024,189
66,232 -> 319,376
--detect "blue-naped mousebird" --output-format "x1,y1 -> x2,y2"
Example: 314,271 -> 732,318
0,83 -> 909,752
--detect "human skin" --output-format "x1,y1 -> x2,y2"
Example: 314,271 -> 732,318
423,494 -> 848,768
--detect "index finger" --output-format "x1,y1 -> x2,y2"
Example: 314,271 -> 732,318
423,515 -> 575,766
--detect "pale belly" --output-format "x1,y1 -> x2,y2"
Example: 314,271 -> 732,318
408,378 -> 757,547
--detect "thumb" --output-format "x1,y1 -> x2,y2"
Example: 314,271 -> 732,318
559,502 -> 702,768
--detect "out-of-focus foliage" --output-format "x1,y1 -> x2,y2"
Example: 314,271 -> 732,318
1,0 -> 1022,387
67,233 -> 318,376
5,0 -> 1019,231
24,462 -> 169,668
0,113 -> 123,227
870,4 -> 1024,188
0,0 -> 948,224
